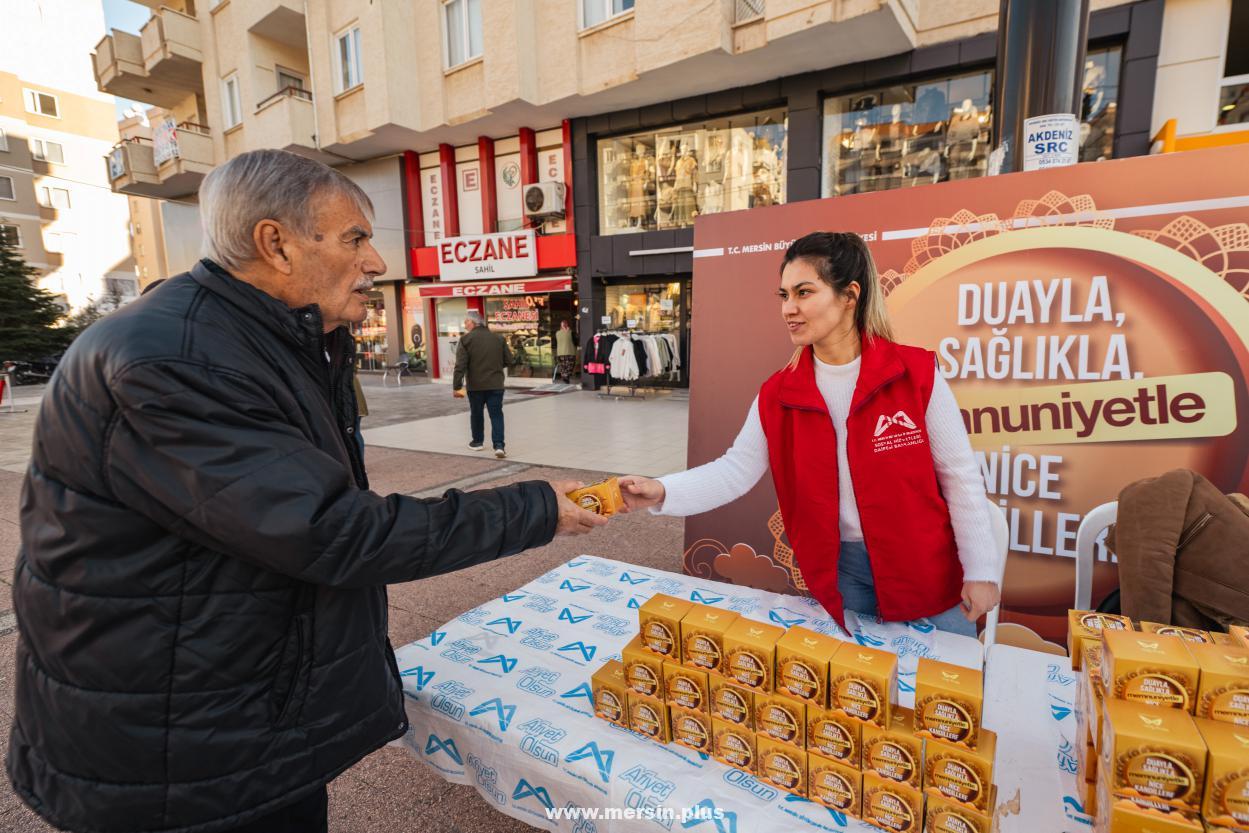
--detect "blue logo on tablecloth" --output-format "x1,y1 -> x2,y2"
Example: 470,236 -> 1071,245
501,592 -> 527,603
559,682 -> 593,703
768,607 -> 807,628
681,799 -> 737,832
691,590 -> 724,604
477,654 -> 518,673
1052,705 -> 1073,721
561,580 -> 591,593
568,559 -> 588,568
627,596 -> 645,609
619,571 -> 651,585
469,697 -> 516,731
517,667 -> 560,698
560,606 -> 594,624
1047,664 -> 1077,687
486,617 -> 522,634
566,741 -> 615,783
513,778 -> 555,810
400,665 -> 435,691
854,632 -> 887,648
427,630 -> 446,646
907,620 -> 936,634
558,641 -> 597,662
424,734 -> 463,765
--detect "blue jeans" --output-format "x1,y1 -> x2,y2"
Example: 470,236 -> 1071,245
837,540 -> 977,638
468,389 -> 505,449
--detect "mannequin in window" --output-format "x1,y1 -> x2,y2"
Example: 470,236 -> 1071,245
946,98 -> 984,176
673,145 -> 699,225
627,144 -> 653,227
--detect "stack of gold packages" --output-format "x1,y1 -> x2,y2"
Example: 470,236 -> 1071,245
1066,610 -> 1249,833
591,592 -> 1003,832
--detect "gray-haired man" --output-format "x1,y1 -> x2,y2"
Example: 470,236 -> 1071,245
452,310 -> 511,458
7,149 -> 607,833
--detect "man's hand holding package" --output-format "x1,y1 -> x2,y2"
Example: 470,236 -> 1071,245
550,480 -> 611,536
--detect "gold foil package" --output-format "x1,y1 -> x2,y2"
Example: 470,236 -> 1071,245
1069,610 -> 1134,671
806,703 -> 861,767
638,593 -> 692,659
828,641 -> 897,728
711,717 -> 756,773
862,771 -> 924,833
663,661 -> 709,713
775,626 -> 840,706
622,634 -> 664,698
721,617 -> 784,692
565,478 -> 625,517
925,791 -> 993,833
669,706 -> 712,754
627,691 -> 670,744
1195,717 -> 1249,830
757,734 -> 807,797
914,658 -> 984,749
680,604 -> 739,674
591,660 -> 629,727
1101,698 -> 1207,816
709,672 -> 755,730
924,729 -> 998,814
862,705 -> 924,789
808,752 -> 861,815
1188,643 -> 1249,726
755,691 -> 806,749
1102,630 -> 1200,714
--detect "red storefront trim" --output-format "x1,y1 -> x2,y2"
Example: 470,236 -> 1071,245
417,277 -> 572,298
410,232 -> 575,277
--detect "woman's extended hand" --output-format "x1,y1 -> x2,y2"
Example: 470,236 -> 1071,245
618,475 -> 666,514
960,581 -> 1001,622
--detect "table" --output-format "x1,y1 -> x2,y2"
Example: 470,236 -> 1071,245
394,556 -> 1086,832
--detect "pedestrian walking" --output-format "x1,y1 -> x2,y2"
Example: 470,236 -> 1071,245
7,149 -> 608,833
452,310 -> 511,458
555,318 -> 577,384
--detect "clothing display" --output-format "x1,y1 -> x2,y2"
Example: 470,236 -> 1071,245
584,331 -> 680,385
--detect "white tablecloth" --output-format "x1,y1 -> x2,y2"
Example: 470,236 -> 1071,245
394,556 -> 1082,831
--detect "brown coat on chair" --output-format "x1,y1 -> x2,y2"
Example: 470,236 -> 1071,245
1105,469 -> 1249,630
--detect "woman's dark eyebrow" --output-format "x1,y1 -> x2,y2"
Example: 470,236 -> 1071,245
784,281 -> 815,291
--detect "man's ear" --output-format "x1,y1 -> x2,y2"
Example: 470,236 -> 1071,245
253,219 -> 293,276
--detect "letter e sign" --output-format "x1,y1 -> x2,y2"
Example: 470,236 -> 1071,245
463,168 -> 480,192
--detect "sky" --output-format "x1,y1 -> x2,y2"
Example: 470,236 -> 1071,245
101,0 -> 152,120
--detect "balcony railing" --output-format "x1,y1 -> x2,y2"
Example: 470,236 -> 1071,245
252,87 -> 318,154
140,7 -> 203,92
256,85 -> 312,111
735,0 -> 764,23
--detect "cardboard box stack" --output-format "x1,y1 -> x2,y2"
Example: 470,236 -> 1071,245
1067,610 -> 1249,833
589,592 -> 1003,832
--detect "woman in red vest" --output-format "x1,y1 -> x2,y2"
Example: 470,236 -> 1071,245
620,231 -> 1001,636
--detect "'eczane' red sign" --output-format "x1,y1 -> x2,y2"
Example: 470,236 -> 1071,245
437,230 -> 537,281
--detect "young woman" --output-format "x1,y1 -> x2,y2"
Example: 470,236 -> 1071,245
619,232 -> 1001,637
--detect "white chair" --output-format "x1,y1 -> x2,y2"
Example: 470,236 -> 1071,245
1074,501 -> 1119,611
981,499 -> 1010,646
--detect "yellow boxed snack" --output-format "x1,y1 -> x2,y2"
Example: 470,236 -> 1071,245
1212,631 -> 1239,646
806,703 -> 860,767
775,626 -> 841,706
709,672 -> 755,730
925,791 -> 993,833
566,477 -> 625,517
807,752 -> 861,815
627,691 -> 670,743
1085,642 -> 1104,679
722,617 -> 784,692
1102,630 -> 1200,713
1195,717 -> 1249,829
862,705 -> 924,789
1097,785 -> 1204,833
1079,670 -> 1107,751
1101,698 -> 1207,815
1231,625 -> 1249,648
711,717 -> 756,772
755,690 -> 806,749
1080,741 -> 1099,786
680,605 -> 739,674
914,658 -> 984,749
1188,643 -> 1249,726
622,634 -> 664,699
669,705 -> 713,754
663,661 -> 709,713
1140,622 -> 1221,645
862,771 -> 924,833
1069,610 -> 1134,670
757,734 -> 807,797
828,641 -> 897,728
924,729 -> 998,814
591,660 -> 629,727
638,593 -> 692,659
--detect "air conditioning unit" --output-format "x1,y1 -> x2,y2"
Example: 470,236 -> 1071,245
523,181 -> 566,219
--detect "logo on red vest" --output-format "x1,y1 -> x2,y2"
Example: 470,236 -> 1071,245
872,410 -> 924,453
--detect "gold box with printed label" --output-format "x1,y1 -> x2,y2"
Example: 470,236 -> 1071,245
914,658 -> 984,749
722,616 -> 784,693
622,634 -> 664,699
1140,622 -> 1221,646
924,791 -> 993,833
775,626 -> 841,706
806,703 -> 861,767
591,660 -> 629,727
862,705 -> 924,789
680,605 -> 739,674
708,671 -> 755,730
862,771 -> 924,833
1069,610 -> 1133,671
1101,698 -> 1207,816
669,705 -> 713,754
627,691 -> 670,744
757,734 -> 808,797
755,690 -> 806,749
923,729 -> 998,814
1102,630 -> 1199,714
828,641 -> 897,728
663,660 -> 709,713
1188,643 -> 1249,726
1195,717 -> 1249,830
711,717 -> 756,773
1230,625 -> 1249,649
638,593 -> 693,659
807,752 -> 861,816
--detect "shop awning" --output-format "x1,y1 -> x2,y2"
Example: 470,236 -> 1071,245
415,276 -> 572,298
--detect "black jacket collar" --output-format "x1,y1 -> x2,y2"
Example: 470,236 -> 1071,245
189,258 -> 328,349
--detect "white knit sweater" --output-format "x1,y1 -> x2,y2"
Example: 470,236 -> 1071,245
656,355 -> 1003,584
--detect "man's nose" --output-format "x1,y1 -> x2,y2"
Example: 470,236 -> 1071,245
364,241 -> 387,277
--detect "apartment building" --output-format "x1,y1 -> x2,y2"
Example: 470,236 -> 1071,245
90,0 -> 1248,380
0,1 -> 136,314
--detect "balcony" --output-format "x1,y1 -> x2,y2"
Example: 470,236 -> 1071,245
140,7 -> 203,93
248,0 -> 307,49
155,121 -> 214,197
93,26 -> 195,108
253,87 -> 331,159
105,139 -> 165,198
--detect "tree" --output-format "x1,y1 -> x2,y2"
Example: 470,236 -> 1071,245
0,236 -> 73,361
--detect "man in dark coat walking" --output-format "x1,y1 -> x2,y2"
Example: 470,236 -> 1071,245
6,149 -> 607,833
452,310 -> 511,458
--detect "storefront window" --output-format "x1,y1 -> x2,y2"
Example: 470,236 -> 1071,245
604,282 -> 681,331
351,291 -> 387,371
401,290 -> 427,371
597,108 -> 787,235
486,294 -> 553,378
1080,47 -> 1121,161
435,298 -> 468,380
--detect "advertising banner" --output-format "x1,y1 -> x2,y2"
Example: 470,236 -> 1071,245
437,230 -> 538,281
684,145 -> 1249,639
152,117 -> 179,167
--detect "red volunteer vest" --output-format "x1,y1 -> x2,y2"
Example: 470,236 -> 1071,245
757,338 -> 964,629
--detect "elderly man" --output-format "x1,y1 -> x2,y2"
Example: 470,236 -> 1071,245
452,310 -> 511,458
7,149 -> 607,833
